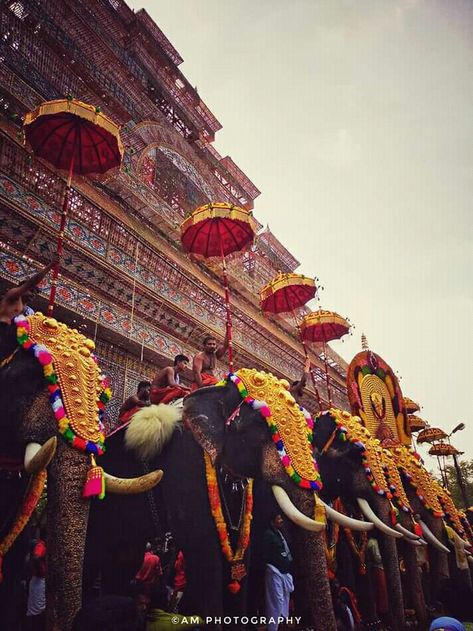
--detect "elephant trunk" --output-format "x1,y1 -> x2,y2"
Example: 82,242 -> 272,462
46,442 -> 90,631
370,494 -> 406,631
398,539 -> 428,629
290,486 -> 337,631
262,444 -> 336,631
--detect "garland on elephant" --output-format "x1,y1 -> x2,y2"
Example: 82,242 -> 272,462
203,451 -> 253,594
0,470 -> 46,582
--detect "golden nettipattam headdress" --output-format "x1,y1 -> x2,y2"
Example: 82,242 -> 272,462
224,369 -> 322,491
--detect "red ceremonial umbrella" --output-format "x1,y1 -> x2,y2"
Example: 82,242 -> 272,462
300,309 -> 351,407
259,272 -> 325,408
260,272 -> 316,314
24,97 -> 123,314
181,202 -> 257,371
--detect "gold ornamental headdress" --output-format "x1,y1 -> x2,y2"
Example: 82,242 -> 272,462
221,369 -> 322,491
322,409 -> 412,515
15,313 -> 111,498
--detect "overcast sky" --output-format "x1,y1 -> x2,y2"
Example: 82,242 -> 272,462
129,1 -> 473,465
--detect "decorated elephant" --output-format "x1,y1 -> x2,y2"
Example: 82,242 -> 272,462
87,369 -> 381,630
0,313 -> 161,630
342,344 -> 473,621
314,407 -> 473,628
392,444 -> 473,618
313,409 -> 424,630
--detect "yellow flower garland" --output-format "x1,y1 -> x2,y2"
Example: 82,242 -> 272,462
0,470 -> 47,582
203,451 -> 253,593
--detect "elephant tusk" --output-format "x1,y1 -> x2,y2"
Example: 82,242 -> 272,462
24,438 -> 57,474
419,520 -> 450,554
405,538 -> 424,546
272,485 -> 325,532
394,523 -> 420,540
319,499 -> 373,531
104,470 -> 163,494
356,498 -> 403,538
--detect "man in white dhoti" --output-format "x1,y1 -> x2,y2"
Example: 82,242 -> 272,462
263,513 -> 294,631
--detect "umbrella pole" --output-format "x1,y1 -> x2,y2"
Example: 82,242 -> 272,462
291,310 -> 323,411
219,235 -> 234,372
47,154 -> 75,316
322,338 -> 332,406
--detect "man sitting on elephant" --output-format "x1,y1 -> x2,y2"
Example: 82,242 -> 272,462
192,332 -> 228,389
289,358 -> 310,404
119,381 -> 151,424
150,355 -> 191,404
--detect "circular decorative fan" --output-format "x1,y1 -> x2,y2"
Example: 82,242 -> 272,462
347,350 -> 411,447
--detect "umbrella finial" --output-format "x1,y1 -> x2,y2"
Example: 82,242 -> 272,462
361,333 -> 369,350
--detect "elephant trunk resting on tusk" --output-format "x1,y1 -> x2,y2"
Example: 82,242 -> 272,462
418,520 -> 450,554
24,438 -> 57,474
104,469 -> 163,494
356,497 -> 403,538
272,485 -> 325,532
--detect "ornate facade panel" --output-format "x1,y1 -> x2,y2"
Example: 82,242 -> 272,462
0,0 -> 350,416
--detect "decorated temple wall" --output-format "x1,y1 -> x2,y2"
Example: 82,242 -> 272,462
0,132 -> 347,396
0,0 -> 349,413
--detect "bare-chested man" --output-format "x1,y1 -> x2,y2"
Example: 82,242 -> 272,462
118,380 -> 151,424
289,358 -> 311,404
150,354 -> 190,404
192,332 -> 229,389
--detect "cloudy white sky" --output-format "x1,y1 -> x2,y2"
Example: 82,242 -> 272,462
129,1 -> 473,464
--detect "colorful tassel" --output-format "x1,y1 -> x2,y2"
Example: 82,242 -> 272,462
83,455 -> 105,499
389,503 -> 399,526
413,519 -> 423,538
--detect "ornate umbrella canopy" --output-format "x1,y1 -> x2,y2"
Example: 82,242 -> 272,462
23,98 -> 123,316
181,202 -> 257,259
417,427 -> 448,444
259,272 -> 316,315
181,202 -> 257,372
24,97 -> 123,175
404,397 -> 420,414
428,443 -> 460,457
408,414 -> 427,433
300,309 -> 350,344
